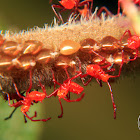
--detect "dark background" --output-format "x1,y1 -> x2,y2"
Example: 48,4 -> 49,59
0,0 -> 140,140
0,0 -> 118,30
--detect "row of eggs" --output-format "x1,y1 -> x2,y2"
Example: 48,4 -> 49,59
0,34 -> 134,71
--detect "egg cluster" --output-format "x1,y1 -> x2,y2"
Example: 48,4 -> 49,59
0,34 -> 137,72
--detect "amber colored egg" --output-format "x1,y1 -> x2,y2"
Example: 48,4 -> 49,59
100,36 -> 120,51
23,40 -> 43,55
36,49 -> 52,64
92,56 -> 103,64
55,56 -> 76,68
0,53 -> 13,70
113,51 -> 130,64
12,54 -> 36,70
60,40 -> 81,55
2,41 -> 22,56
80,38 -> 101,52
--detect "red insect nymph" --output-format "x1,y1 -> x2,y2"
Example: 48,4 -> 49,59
6,71 -> 51,122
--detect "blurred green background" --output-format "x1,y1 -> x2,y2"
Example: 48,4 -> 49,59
0,0 -> 140,140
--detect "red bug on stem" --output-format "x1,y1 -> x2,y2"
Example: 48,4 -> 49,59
6,71 -> 51,122
120,29 -> 140,61
40,67 -> 85,118
78,50 -> 124,119
50,0 -> 93,23
4,89 -> 40,123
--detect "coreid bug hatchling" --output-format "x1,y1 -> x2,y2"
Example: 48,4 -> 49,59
4,89 -> 41,123
40,67 -> 85,118
5,71 -> 51,122
78,50 -> 124,119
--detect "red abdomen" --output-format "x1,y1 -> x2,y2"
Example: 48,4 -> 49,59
86,64 -> 102,78
128,35 -> 140,49
28,91 -> 46,102
69,82 -> 84,94
59,0 -> 75,9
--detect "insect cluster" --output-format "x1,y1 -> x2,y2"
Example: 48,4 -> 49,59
0,0 -> 140,123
